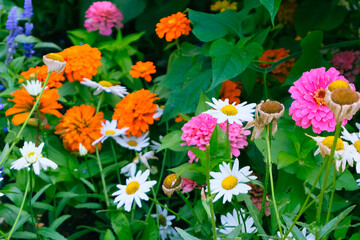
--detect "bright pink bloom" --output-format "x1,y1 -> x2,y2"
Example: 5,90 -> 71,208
181,113 -> 250,163
330,51 -> 360,83
84,1 -> 123,36
182,178 -> 199,193
289,67 -> 354,134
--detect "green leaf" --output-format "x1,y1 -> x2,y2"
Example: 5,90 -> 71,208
282,215 -> 306,240
14,34 -> 41,43
11,232 -> 37,239
67,29 -> 96,46
142,216 -> 159,240
31,184 -> 52,205
49,215 -> 71,230
9,56 -> 25,74
111,212 -> 133,240
259,0 -> 281,26
349,233 -> 360,240
33,42 -> 62,51
189,148 -> 207,163
104,229 -> 116,240
38,227 -> 67,240
74,203 -> 102,209
169,163 -> 207,184
209,124 -> 231,164
175,227 -> 201,240
277,152 -> 298,169
334,216 -> 351,240
318,205 -> 355,238
158,130 -> 188,152
195,91 -> 211,116
209,39 -> 263,91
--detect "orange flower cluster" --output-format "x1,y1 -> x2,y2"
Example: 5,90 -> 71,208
55,105 -> 104,153
156,12 -> 191,42
58,44 -> 101,82
276,0 -> 298,25
259,48 -> 295,83
210,0 -> 238,12
113,89 -> 159,137
219,80 -> 242,104
129,61 -> 156,82
5,88 -> 63,125
20,65 -> 65,88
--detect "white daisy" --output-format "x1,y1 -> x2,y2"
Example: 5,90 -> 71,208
306,134 -> 347,160
273,227 -> 315,240
121,151 -> 158,177
0,168 -> 4,197
150,135 -> 163,151
341,127 -> 360,172
151,205 -> 178,240
112,169 -> 156,212
209,158 -> 256,203
81,78 -> 128,97
78,143 -> 88,156
115,132 -> 150,151
92,120 -> 128,145
219,208 -> 257,235
204,98 -> 256,124
153,105 -> 164,119
10,141 -> 58,175
22,80 -> 47,96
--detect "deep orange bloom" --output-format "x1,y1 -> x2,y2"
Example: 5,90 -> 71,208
58,44 -> 101,82
276,0 -> 298,25
259,48 -> 295,83
129,61 -> 156,82
20,65 -> 65,88
55,105 -> 104,153
5,88 -> 63,125
220,80 -> 242,104
155,12 -> 191,42
113,89 -> 159,137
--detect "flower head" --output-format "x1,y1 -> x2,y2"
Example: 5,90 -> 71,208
22,80 -> 45,96
10,142 -> 57,175
220,80 -> 242,104
20,65 -> 65,88
84,1 -> 123,36
81,78 -> 128,97
245,100 -> 285,140
55,105 -> 104,153
276,0 -> 298,25
151,205 -> 178,240
162,173 -> 182,197
113,89 -> 159,137
121,152 -> 157,178
129,61 -> 156,82
219,209 -> 257,235
210,0 -> 238,12
155,12 -> 191,42
259,48 -> 295,83
209,158 -> 256,203
115,132 -> 150,151
58,44 -> 101,82
181,113 -> 250,163
112,169 -> 156,212
20,0 -> 33,19
43,53 -> 66,73
289,67 -> 353,134
330,51 -> 360,83
341,126 -> 360,173
92,120 -> 128,146
5,88 -> 63,125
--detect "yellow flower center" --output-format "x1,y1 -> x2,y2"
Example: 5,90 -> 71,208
132,156 -> 138,163
159,214 -> 167,227
163,174 -> 177,188
105,130 -> 116,135
28,152 -> 35,158
126,181 -> 140,195
98,80 -> 113,87
127,140 -> 138,147
321,136 -> 344,150
260,101 -> 283,114
221,105 -> 238,116
313,88 -> 326,106
328,80 -> 350,92
221,175 -> 238,190
331,88 -> 359,105
46,53 -> 65,62
355,140 -> 360,153
160,105 -> 165,109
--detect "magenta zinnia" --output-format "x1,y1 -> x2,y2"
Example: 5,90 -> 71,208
181,113 -> 250,163
330,51 -> 360,83
289,67 -> 354,134
84,1 -> 123,36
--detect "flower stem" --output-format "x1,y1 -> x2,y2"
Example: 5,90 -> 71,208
84,155 -> 97,193
265,124 -> 283,237
7,173 -> 30,239
326,167 -> 337,224
96,92 -> 105,113
263,72 -> 269,99
95,146 -> 109,207
205,144 -> 217,240
0,72 -> 51,167
110,139 -> 121,184
260,154 -> 270,220
29,171 -> 41,239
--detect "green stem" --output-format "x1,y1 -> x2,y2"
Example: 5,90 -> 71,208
316,122 -> 342,231
7,174 -> 31,239
260,153 -> 270,220
205,145 -> 217,240
95,146 -> 109,207
0,72 -> 51,167
0,230 -> 8,240
84,155 -> 97,193
326,167 -> 337,224
96,92 -> 105,113
263,72 -> 269,99
131,200 -> 136,221
110,139 -> 121,184
265,124 -> 283,237
29,171 -> 41,240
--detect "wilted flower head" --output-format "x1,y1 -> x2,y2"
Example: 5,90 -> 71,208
330,51 -> 360,83
276,0 -> 298,25
245,100 -> 285,140
155,12 -> 191,42
43,53 -> 66,73
210,0 -> 238,12
162,173 -> 182,197
84,1 -> 123,36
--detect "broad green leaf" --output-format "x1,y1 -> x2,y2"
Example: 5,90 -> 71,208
11,232 -> 37,239
67,29 -> 96,45
175,227 -> 201,240
111,212 -> 133,240
189,148 -> 206,163
142,216 -> 159,240
277,152 -> 298,169
334,216 -> 351,240
31,184 -> 52,205
104,229 -> 116,240
209,124 -> 231,164
9,56 -> 25,74
33,42 -> 62,51
14,34 -> 41,43
158,130 -> 188,152
38,227 -> 67,240
195,91 -> 211,116
259,0 -> 281,26
49,215 -> 71,230
169,163 -> 207,184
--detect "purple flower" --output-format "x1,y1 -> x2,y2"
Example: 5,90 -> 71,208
20,0 -> 33,19
6,7 -> 18,30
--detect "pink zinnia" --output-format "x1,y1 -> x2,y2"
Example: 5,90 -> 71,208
182,178 -> 200,193
289,67 -> 354,134
330,51 -> 360,83
84,1 -> 123,36
181,113 -> 250,163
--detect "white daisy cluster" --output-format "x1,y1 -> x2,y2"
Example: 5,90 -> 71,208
219,208 -> 257,235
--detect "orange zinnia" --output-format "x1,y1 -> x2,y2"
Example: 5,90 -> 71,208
58,44 -> 101,82
129,61 -> 156,82
5,88 -> 63,125
55,105 -> 104,153
155,12 -> 191,42
259,48 -> 295,83
220,80 -> 242,104
20,65 -> 65,88
113,89 -> 159,137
